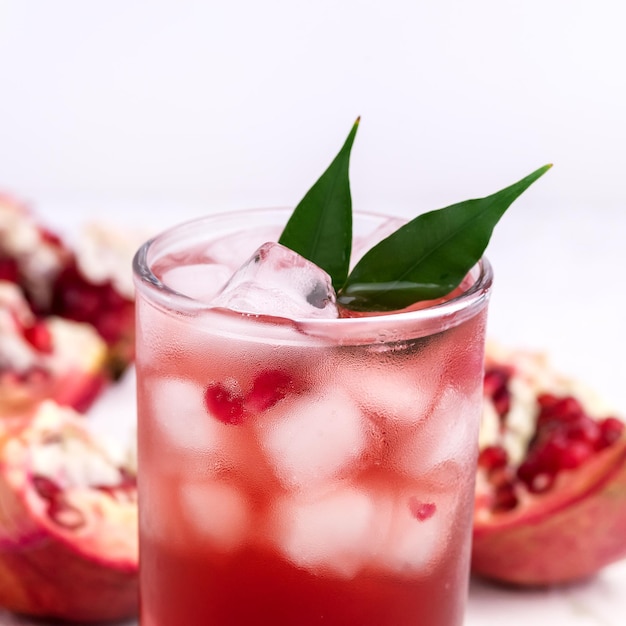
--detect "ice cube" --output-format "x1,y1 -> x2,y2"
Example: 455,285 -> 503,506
257,388 -> 367,490
162,263 -> 231,301
180,480 -> 250,551
148,378 -> 221,453
375,487 -> 457,574
392,387 -> 481,478
273,485 -> 375,578
211,242 -> 338,320
140,475 -> 183,547
146,376 -> 272,488
338,349 -> 444,426
203,225 -> 281,271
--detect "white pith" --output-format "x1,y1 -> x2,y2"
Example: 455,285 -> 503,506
47,317 -> 106,372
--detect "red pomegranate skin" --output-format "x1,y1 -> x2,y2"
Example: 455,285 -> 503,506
0,524 -> 138,623
472,434 -> 626,585
0,414 -> 138,622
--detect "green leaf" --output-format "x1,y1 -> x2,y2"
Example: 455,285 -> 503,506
278,119 -> 359,290
338,164 -> 552,311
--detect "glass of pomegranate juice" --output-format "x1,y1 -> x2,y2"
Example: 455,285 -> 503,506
133,207 -> 493,626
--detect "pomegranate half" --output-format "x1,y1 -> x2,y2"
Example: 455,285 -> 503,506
0,280 -> 108,414
473,342 -> 626,585
0,400 -> 138,622
0,193 -> 136,379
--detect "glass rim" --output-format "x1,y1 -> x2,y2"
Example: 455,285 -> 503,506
133,207 -> 494,341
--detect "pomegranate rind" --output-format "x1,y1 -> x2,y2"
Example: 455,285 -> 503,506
473,343 -> 626,586
0,403 -> 138,622
472,435 -> 626,585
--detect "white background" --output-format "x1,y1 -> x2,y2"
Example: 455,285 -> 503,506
0,1 -> 625,624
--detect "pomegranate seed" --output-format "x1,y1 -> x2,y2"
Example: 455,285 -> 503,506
47,499 -> 86,530
96,312 -> 125,344
408,497 -> 436,521
598,417 -> 624,449
0,257 -> 19,282
32,475 -> 63,500
22,321 -> 53,353
493,387 -> 512,420
565,416 -> 600,447
103,284 -> 126,308
530,436 -> 563,473
558,440 -> 594,469
484,367 -> 512,418
487,379 -> 624,505
478,446 -> 509,473
53,265 -> 102,319
487,466 -> 516,490
516,459 -> 534,485
246,370 -> 295,412
537,395 -> 585,426
66,287 -> 101,318
536,393 -> 560,409
484,367 -> 511,397
49,262 -> 134,355
517,458 -> 556,493
493,482 -> 519,512
204,382 -> 246,425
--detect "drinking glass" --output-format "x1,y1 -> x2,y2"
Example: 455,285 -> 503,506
133,207 -> 492,626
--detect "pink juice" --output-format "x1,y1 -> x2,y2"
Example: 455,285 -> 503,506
134,208 -> 492,626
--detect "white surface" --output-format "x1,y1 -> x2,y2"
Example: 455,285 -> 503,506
0,1 -> 625,214
467,562 -> 626,626
0,1 -> 625,623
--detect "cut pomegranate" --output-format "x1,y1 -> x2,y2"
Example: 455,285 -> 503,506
0,281 -> 108,414
0,400 -> 138,622
0,193 -> 136,380
473,342 -> 626,585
